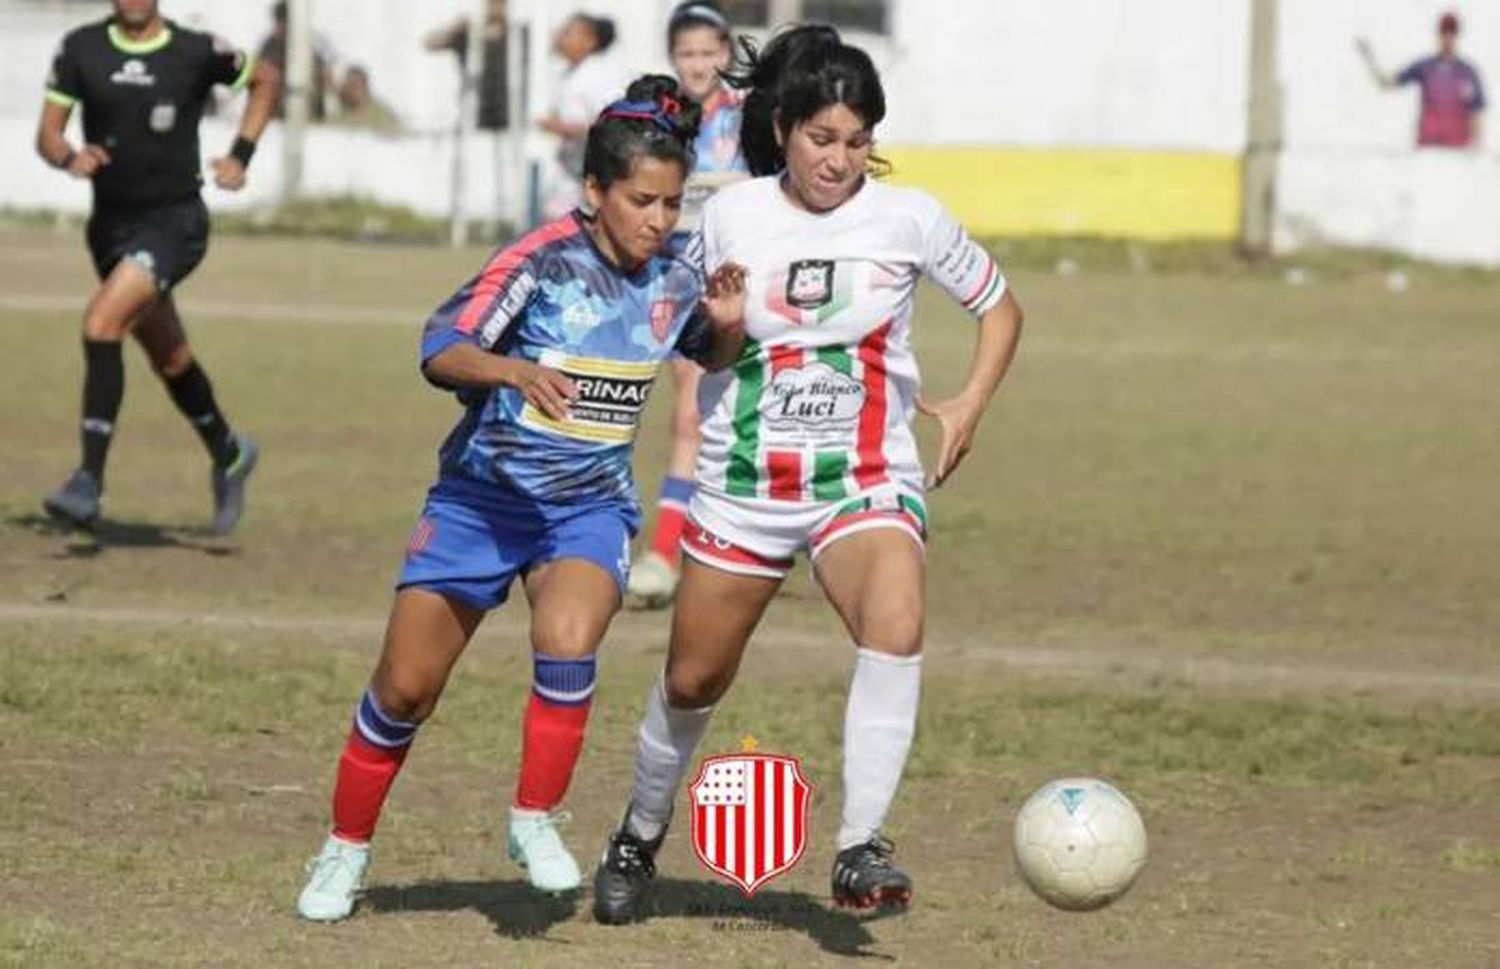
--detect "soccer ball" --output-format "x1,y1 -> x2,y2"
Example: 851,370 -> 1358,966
1013,777 -> 1148,911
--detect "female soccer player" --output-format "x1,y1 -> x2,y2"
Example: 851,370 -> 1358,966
296,76 -> 747,923
593,25 -> 1025,923
628,0 -> 750,609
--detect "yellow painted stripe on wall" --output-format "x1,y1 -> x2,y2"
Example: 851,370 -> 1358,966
882,147 -> 1242,240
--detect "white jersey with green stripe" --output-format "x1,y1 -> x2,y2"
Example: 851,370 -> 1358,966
694,175 -> 1007,503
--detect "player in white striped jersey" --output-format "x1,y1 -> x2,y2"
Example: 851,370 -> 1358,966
595,25 -> 1025,922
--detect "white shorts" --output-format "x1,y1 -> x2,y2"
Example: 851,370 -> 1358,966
682,484 -> 927,580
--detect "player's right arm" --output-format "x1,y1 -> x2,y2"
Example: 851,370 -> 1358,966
418,247 -> 577,419
1355,37 -> 1396,89
37,34 -> 110,178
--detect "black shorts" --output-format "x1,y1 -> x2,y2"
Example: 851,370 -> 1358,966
86,196 -> 210,292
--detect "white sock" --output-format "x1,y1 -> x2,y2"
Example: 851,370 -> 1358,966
627,675 -> 715,841
838,648 -> 922,851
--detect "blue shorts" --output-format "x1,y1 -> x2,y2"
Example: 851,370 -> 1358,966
397,478 -> 634,611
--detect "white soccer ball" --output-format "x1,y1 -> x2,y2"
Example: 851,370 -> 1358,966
1013,777 -> 1148,911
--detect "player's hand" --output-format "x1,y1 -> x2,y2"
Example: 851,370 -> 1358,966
504,360 -> 577,421
67,144 -> 110,179
211,156 -> 247,191
916,390 -> 986,489
703,262 -> 748,334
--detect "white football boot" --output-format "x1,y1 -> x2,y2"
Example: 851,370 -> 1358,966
508,808 -> 582,893
297,835 -> 370,922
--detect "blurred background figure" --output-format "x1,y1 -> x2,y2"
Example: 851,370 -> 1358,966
258,0 -> 336,121
423,0 -> 510,132
332,65 -> 402,135
1357,10 -> 1486,149
626,0 -> 748,610
538,12 -> 625,219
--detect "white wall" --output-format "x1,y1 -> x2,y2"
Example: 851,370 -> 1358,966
1276,152 -> 1500,265
879,0 -> 1249,151
1275,1 -> 1500,265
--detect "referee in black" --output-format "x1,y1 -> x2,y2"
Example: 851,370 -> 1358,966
36,0 -> 278,534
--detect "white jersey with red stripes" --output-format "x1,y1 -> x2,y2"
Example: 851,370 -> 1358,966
694,175 -> 1006,504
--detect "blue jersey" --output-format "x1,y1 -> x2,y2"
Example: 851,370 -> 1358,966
420,213 -> 713,518
679,88 -> 748,234
694,87 -> 748,175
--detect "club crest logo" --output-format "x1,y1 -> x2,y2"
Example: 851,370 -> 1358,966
689,738 -> 812,896
650,299 -> 676,343
786,259 -> 835,309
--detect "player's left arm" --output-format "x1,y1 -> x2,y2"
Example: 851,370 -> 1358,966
210,40 -> 281,191
919,292 -> 1023,489
916,201 -> 1025,488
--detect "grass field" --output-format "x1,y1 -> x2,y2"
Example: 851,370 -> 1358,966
2,225 -> 1499,967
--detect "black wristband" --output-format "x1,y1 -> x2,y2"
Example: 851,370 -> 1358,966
229,136 -> 257,167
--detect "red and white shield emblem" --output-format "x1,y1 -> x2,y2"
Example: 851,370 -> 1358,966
689,751 -> 812,896
650,299 -> 675,342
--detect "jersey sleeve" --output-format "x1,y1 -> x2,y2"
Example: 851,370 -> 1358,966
1470,65 -> 1487,111
45,34 -> 83,108
419,245 -> 540,381
1395,59 -> 1427,87
207,33 -> 255,91
919,196 -> 1007,318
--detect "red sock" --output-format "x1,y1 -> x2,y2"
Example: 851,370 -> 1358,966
514,693 -> 592,811
332,728 -> 410,843
650,475 -> 695,564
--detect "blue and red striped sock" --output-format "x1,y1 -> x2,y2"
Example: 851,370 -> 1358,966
331,689 -> 418,843
515,654 -> 596,811
650,476 -> 695,564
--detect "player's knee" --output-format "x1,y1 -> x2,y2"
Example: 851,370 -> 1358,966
82,305 -> 128,341
369,673 -> 439,724
152,344 -> 194,378
530,614 -> 603,660
664,664 -> 731,708
859,609 -> 924,659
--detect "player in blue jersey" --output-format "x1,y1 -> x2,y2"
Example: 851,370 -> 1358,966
627,0 -> 751,609
295,75 -> 748,922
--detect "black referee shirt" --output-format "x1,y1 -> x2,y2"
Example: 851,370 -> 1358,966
46,18 -> 252,211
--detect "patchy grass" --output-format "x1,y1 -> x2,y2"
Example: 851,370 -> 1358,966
2,229 -> 1499,966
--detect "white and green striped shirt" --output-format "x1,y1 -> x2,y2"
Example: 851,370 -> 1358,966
694,176 -> 1007,503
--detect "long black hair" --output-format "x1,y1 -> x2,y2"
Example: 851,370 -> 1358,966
583,75 -> 703,189
666,0 -> 731,52
722,23 -> 887,177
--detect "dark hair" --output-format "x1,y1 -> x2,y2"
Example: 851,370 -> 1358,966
724,24 -> 886,177
667,1 -> 731,52
574,14 -> 617,53
583,75 -> 702,189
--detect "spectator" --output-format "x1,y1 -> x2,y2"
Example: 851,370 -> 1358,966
1358,11 -> 1486,149
332,65 -> 402,135
258,0 -> 335,121
423,0 -> 509,130
538,13 -> 625,218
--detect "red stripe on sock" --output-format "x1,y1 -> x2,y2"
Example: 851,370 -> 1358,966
514,692 -> 592,811
650,504 -> 689,563
331,728 -> 410,844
